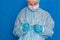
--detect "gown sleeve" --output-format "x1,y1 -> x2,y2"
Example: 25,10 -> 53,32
42,12 -> 55,37
13,7 -> 27,37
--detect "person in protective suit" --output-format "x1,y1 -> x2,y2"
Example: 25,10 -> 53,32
13,0 -> 55,40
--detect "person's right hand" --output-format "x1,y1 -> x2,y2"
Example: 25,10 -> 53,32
22,23 -> 29,32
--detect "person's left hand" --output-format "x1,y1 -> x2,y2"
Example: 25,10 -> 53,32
33,24 -> 43,33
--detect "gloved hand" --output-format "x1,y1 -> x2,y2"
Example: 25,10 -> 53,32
22,23 -> 29,32
34,24 -> 43,33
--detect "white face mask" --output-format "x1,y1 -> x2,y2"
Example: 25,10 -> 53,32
28,4 -> 39,11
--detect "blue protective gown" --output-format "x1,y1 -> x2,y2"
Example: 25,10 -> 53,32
13,7 -> 55,40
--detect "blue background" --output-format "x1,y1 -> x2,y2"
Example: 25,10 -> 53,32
0,0 -> 60,40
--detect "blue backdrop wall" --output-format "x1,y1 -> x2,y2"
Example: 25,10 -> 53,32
0,0 -> 60,40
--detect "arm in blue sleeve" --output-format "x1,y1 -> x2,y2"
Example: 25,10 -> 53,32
13,7 -> 27,37
13,17 -> 23,37
42,12 -> 55,37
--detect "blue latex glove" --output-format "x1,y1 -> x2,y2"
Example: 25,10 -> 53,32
34,24 -> 43,33
22,23 -> 29,32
